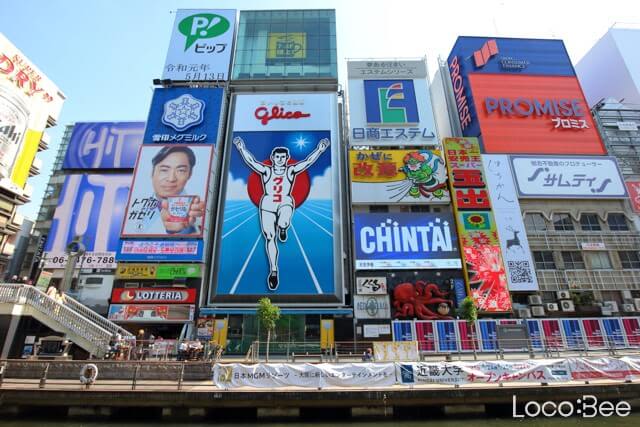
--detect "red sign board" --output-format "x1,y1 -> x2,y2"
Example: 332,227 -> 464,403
468,74 -> 605,155
626,181 -> 640,213
111,288 -> 197,304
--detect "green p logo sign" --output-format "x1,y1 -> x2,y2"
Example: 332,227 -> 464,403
179,13 -> 230,51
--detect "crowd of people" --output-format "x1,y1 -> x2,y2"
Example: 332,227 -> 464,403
7,275 -> 34,285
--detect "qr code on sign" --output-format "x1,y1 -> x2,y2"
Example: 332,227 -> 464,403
507,261 -> 533,283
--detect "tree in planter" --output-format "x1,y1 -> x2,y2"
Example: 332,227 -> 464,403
456,296 -> 478,354
257,297 -> 280,362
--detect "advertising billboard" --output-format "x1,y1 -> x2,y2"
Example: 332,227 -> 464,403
111,288 -> 197,304
121,144 -> 214,238
0,33 -> 64,193
162,9 -> 236,81
483,155 -> 539,292
444,138 -> 512,313
143,87 -> 224,144
43,174 -> 131,269
62,122 -> 145,169
464,74 -> 604,154
267,32 -> 306,61
354,212 -> 461,270
349,149 -> 449,204
354,295 -> 391,319
626,181 -> 640,213
116,239 -> 204,262
115,263 -> 202,280
212,93 -> 342,304
347,60 -> 437,146
510,156 -> 627,198
108,304 -> 195,322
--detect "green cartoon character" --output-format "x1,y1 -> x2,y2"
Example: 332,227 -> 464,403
400,151 -> 447,199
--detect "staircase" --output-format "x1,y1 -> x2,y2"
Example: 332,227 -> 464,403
0,283 -> 134,357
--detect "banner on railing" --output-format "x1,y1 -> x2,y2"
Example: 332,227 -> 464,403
568,357 -> 640,380
397,359 -> 571,385
373,341 -> 419,361
213,363 -> 396,389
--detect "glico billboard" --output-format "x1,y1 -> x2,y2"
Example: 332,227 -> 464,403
447,36 -> 605,155
211,93 -> 343,304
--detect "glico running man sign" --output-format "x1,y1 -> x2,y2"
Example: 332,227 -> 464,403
211,93 -> 343,304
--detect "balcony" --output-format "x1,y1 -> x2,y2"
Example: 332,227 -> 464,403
38,131 -> 50,151
536,269 -> 640,291
527,230 -> 640,251
29,157 -> 43,176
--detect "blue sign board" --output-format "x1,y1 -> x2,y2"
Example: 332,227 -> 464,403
601,318 -> 626,348
45,174 -> 131,255
354,212 -> 461,270
478,319 -> 497,351
393,321 -> 414,341
115,239 -> 204,262
63,122 -> 145,170
143,87 -> 224,144
363,80 -> 419,125
526,319 -> 544,351
436,320 -> 458,352
561,319 -> 585,350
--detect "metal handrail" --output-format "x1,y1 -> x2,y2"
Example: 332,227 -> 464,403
60,292 -> 133,339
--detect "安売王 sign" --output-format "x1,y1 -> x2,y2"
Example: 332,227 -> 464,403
354,212 -> 461,270
510,156 -> 627,198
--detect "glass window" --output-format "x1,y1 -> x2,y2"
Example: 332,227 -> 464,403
585,252 -> 613,269
370,205 -> 389,213
534,251 -> 556,270
580,214 -> 601,231
524,213 -> 547,232
619,251 -> 640,269
553,213 -> 574,231
410,205 -> 430,213
562,251 -> 585,269
607,213 -> 629,231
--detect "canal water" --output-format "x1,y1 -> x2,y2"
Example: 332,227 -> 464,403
1,417 -> 639,427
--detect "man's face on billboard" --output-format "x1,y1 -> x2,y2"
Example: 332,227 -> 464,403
152,152 -> 192,198
272,152 -> 289,167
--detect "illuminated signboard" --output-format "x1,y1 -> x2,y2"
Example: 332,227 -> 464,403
444,137 -> 512,313
267,32 -> 306,60
115,263 -> 202,280
111,288 -> 197,304
349,149 -> 449,204
108,304 -> 195,322
116,239 -> 204,262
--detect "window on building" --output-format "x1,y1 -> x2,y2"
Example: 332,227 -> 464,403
410,205 -> 430,213
580,214 -> 601,231
561,251 -> 585,269
585,252 -> 613,269
533,251 -> 556,270
553,213 -> 574,231
369,205 -> 388,213
524,213 -> 547,232
607,213 -> 629,231
619,251 -> 640,269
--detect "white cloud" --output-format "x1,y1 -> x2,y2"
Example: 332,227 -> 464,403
306,167 -> 332,200
224,175 -> 250,201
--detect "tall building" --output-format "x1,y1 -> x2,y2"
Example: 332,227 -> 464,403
0,33 -> 65,274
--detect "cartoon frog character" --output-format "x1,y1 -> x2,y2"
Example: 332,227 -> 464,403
400,151 -> 447,199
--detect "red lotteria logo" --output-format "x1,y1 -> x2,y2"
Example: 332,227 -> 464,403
254,106 -> 311,125
121,290 -> 135,302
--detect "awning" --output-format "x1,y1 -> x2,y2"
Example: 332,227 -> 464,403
199,308 -> 353,316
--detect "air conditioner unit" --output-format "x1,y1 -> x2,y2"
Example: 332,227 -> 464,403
634,298 -> 640,311
517,309 -> 532,318
622,290 -> 633,300
556,291 -> 571,300
545,303 -> 559,312
603,301 -> 619,313
622,304 -> 637,312
527,295 -> 543,305
560,300 -> 575,312
531,306 -> 546,317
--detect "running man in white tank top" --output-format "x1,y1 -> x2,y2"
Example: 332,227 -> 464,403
232,136 -> 330,291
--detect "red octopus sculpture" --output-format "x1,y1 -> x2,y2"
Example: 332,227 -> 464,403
392,280 -> 454,320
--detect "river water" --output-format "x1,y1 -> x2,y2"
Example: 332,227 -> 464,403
1,416 -> 639,427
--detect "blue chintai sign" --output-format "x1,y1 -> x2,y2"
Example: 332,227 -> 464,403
354,212 -> 462,270
143,87 -> 225,144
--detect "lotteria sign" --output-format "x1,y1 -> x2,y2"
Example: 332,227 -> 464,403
111,288 -> 197,304
354,212 -> 461,270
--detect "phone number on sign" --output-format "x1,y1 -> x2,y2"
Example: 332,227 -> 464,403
43,252 -> 117,269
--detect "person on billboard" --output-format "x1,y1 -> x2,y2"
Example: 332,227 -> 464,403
140,146 -> 205,235
232,136 -> 330,291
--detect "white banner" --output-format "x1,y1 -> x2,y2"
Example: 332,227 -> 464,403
373,341 -> 419,361
356,276 -> 387,295
510,156 -> 627,198
483,154 -> 538,291
397,359 -> 571,385
213,363 -> 396,389
354,295 -> 391,319
162,9 -> 236,81
568,357 -> 640,380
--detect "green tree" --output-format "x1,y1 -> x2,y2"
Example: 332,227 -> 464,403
457,296 -> 478,355
257,297 -> 280,362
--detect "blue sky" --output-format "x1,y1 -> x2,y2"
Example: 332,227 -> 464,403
3,0 -> 639,219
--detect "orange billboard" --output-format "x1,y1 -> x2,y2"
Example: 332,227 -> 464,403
468,74 -> 605,155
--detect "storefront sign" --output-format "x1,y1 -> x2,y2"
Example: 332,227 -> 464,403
111,288 -> 197,304
483,154 -> 538,292
116,263 -> 202,279
581,242 -> 606,251
267,32 -> 306,60
511,156 -> 626,198
349,149 -> 449,204
625,181 -> 640,213
116,240 -> 204,262
354,295 -> 391,319
445,138 -> 511,313
363,324 -> 391,338
107,304 -> 194,322
354,212 -> 461,270
347,60 -> 427,79
355,276 -> 387,295
162,9 -> 236,81
43,251 -> 116,269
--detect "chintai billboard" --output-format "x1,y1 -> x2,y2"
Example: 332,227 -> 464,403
211,93 -> 343,304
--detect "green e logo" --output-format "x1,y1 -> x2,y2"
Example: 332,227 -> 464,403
179,13 -> 230,51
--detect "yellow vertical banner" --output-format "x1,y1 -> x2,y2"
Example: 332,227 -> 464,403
320,319 -> 334,350
10,129 -> 42,188
213,318 -> 228,348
